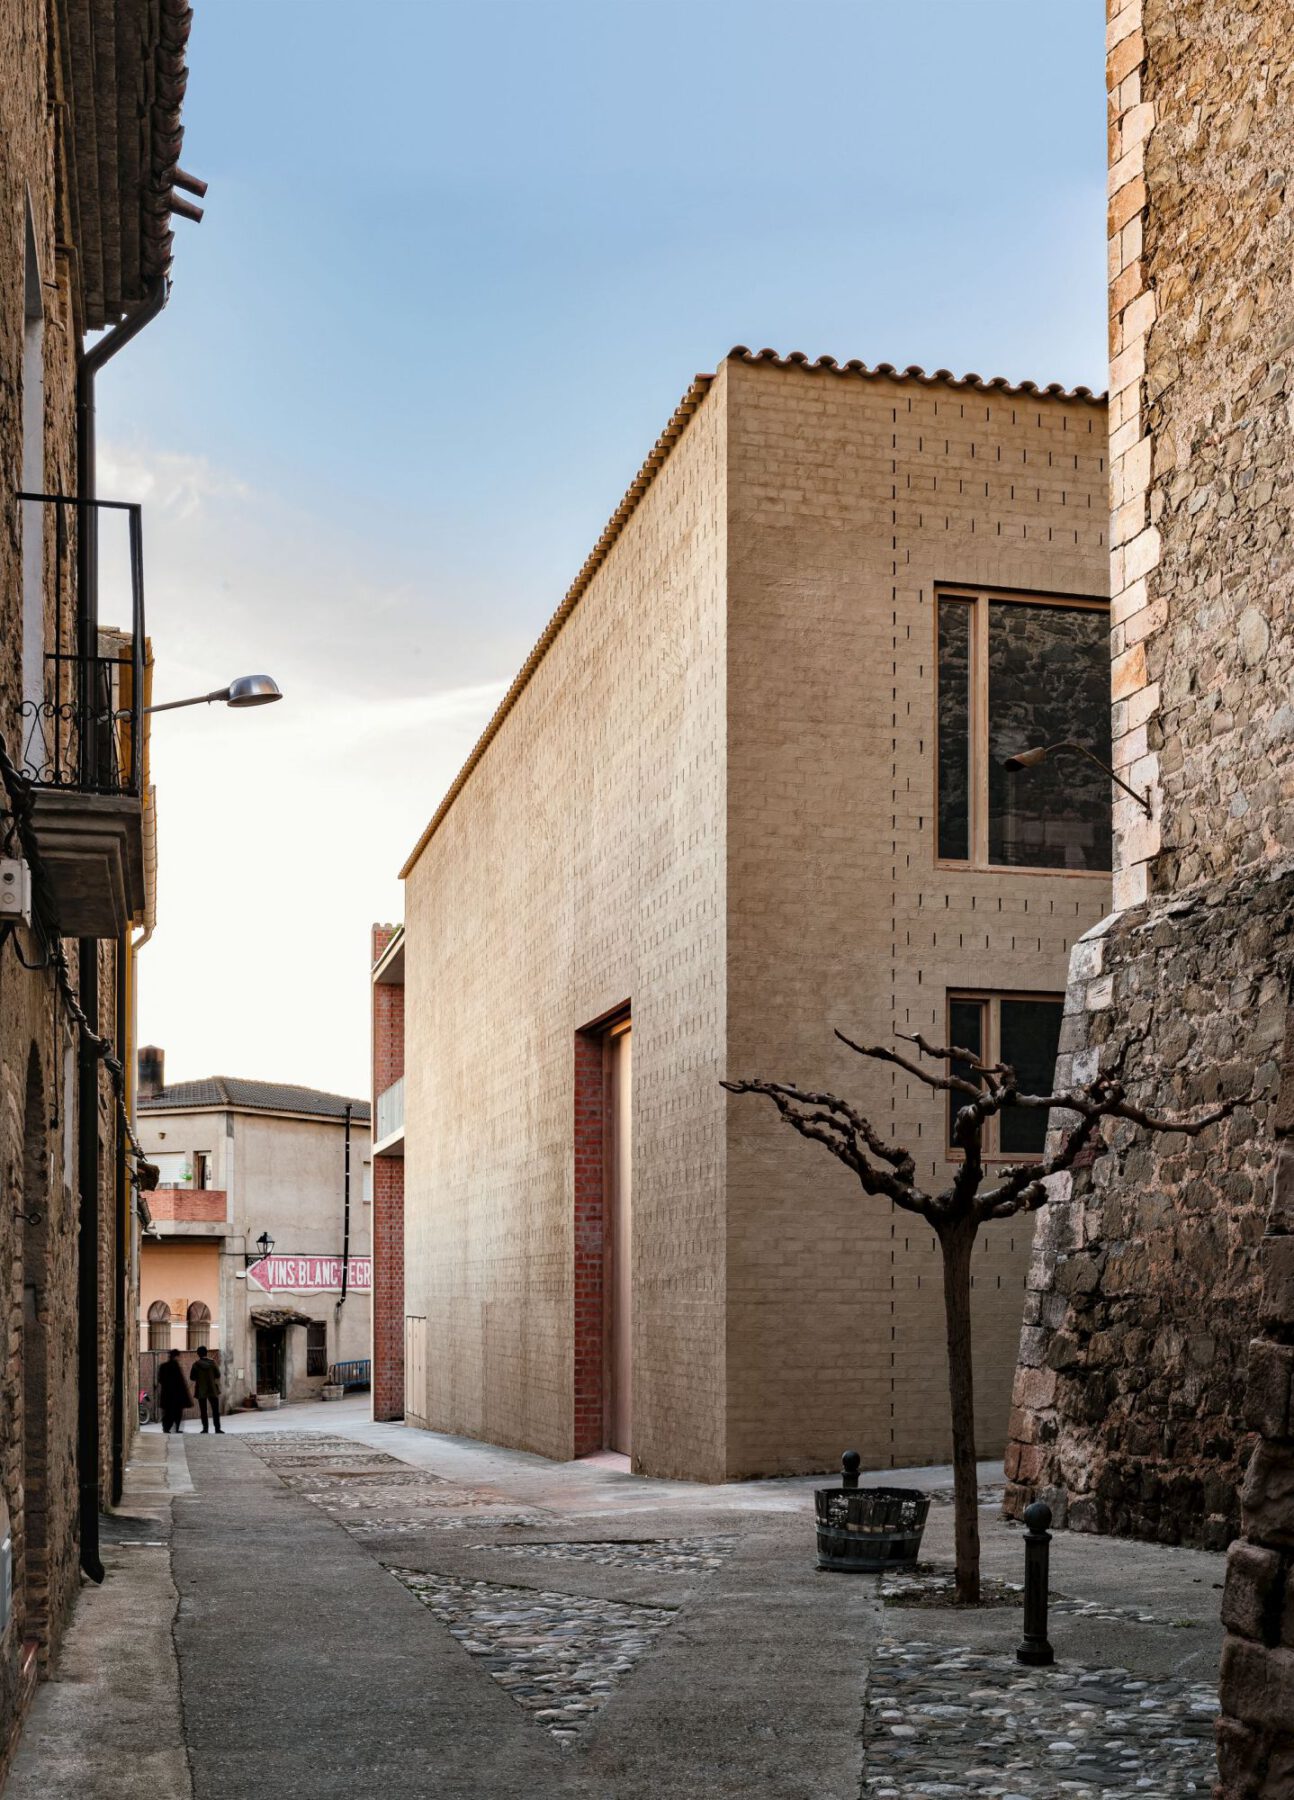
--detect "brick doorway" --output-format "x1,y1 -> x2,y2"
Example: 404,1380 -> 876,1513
574,1008 -> 632,1458
20,1047 -> 51,1661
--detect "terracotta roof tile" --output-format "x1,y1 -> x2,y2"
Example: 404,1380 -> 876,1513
726,344 -> 1105,402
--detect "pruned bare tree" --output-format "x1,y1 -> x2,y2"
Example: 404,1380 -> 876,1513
723,1029 -> 1242,1604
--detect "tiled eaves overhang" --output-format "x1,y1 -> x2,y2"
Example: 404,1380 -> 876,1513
399,347 -> 1108,879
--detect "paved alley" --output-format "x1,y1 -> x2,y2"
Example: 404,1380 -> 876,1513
6,1400 -> 1226,1800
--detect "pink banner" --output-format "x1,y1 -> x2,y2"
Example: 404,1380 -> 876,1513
246,1255 -> 372,1294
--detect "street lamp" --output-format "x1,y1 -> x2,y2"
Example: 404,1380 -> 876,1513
1003,741 -> 1152,819
145,675 -> 283,716
255,1231 -> 275,1261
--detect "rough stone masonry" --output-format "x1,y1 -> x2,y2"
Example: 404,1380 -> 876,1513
1007,0 -> 1294,1554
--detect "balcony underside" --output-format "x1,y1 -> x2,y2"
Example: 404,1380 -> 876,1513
30,789 -> 145,938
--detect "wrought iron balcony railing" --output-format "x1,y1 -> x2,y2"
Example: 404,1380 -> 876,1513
16,493 -> 145,799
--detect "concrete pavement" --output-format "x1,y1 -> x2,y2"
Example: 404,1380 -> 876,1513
2,1399 -> 1228,1799
6,1432 -> 193,1800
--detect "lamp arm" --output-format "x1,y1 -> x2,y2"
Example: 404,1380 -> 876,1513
144,688 -> 230,716
1049,741 -> 1152,818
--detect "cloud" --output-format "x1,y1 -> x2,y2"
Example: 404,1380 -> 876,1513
120,436 -> 514,1095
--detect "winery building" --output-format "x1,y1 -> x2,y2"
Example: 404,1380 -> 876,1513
396,347 -> 1111,1481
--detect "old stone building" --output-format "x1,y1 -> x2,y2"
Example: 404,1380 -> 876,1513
396,347 -> 1111,1480
1006,0 -> 1293,1576
0,0 -> 195,1773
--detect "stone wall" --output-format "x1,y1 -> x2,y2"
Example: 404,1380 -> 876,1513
1006,870 -> 1289,1546
1216,1001 -> 1294,1795
0,0 -> 98,1769
1007,0 -> 1294,1549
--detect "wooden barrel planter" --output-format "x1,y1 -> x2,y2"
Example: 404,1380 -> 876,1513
815,1482 -> 930,1572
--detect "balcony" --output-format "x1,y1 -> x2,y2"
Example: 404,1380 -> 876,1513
144,1187 -> 229,1239
17,493 -> 146,938
374,1076 -> 404,1157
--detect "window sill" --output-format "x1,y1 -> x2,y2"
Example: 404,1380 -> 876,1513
934,861 -> 1111,880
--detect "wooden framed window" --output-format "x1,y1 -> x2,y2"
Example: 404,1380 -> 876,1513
306,1320 -> 328,1377
946,991 -> 1064,1160
936,586 -> 1111,872
147,1299 -> 172,1351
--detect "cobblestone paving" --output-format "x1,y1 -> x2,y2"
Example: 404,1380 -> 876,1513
881,1570 -> 1166,1626
246,1433 -> 554,1535
388,1568 -> 677,1746
862,1641 -> 1218,1799
471,1535 -> 737,1574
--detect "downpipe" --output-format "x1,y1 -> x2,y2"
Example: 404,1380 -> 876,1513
75,276 -> 168,1583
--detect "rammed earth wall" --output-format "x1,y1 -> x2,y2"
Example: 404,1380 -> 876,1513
1007,0 -> 1294,1559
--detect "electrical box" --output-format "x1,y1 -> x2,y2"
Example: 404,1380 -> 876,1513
0,858 -> 32,928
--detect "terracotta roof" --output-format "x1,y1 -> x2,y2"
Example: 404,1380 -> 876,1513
56,0 -> 197,331
139,1077 -> 370,1124
400,346 -> 1107,878
725,345 -> 1105,403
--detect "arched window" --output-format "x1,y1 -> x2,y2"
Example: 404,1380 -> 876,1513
147,1299 -> 171,1352
185,1301 -> 211,1351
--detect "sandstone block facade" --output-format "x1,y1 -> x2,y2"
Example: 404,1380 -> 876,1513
1008,0 -> 1294,1564
402,352 -> 1108,1480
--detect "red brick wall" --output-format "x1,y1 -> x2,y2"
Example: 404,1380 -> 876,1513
573,1031 -> 606,1456
371,1157 -> 405,1419
144,1187 -> 227,1223
371,924 -> 405,1419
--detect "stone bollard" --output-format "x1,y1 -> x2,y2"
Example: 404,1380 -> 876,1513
841,1450 -> 861,1490
1016,1500 -> 1055,1666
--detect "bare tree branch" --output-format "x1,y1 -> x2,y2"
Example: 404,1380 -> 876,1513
975,1080 -> 1247,1220
834,1030 -> 982,1098
720,1078 -> 932,1217
899,1030 -> 1008,1091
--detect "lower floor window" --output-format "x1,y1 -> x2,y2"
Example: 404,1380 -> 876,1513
306,1320 -> 328,1377
947,992 -> 1064,1158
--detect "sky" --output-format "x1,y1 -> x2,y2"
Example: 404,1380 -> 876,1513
108,0 -> 1107,1100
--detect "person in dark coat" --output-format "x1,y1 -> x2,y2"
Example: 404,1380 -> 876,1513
157,1349 -> 191,1434
189,1344 -> 223,1434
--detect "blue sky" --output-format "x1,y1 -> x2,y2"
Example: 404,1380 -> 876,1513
113,0 -> 1107,1096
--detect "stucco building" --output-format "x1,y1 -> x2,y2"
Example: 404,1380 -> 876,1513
396,347 -> 1112,1481
136,1057 -> 372,1411
0,0 -> 196,1771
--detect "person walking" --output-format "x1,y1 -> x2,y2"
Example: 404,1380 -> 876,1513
189,1344 -> 224,1434
157,1348 -> 191,1434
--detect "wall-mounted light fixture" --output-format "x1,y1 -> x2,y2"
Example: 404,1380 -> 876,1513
1003,741 -> 1152,819
145,675 -> 283,716
245,1230 -> 275,1267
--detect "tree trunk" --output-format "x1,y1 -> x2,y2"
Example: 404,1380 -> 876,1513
938,1214 -> 981,1604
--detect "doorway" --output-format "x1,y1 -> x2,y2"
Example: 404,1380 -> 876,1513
255,1327 -> 285,1398
605,1019 -> 632,1456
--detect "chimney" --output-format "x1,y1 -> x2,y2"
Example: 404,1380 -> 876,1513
138,1045 -> 164,1100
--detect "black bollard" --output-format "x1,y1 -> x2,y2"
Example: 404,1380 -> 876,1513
841,1450 -> 861,1491
1016,1500 -> 1055,1666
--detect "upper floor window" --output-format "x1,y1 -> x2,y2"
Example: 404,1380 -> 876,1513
937,588 -> 1111,872
946,991 -> 1064,1158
